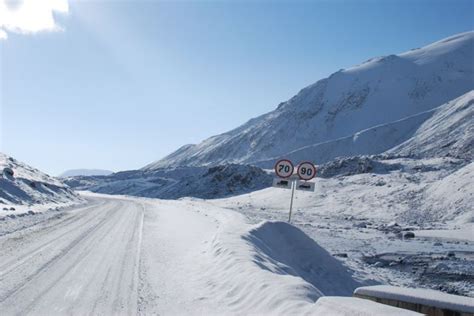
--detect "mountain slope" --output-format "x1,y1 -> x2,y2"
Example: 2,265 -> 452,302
423,161 -> 473,224
0,152 -> 79,207
388,90 -> 474,159
253,90 -> 473,168
146,31 -> 474,170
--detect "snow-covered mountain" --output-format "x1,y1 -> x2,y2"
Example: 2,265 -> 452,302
59,169 -> 113,178
254,90 -> 473,168
0,152 -> 79,207
67,90 -> 473,201
388,90 -> 473,159
65,32 -> 473,207
146,31 -> 474,169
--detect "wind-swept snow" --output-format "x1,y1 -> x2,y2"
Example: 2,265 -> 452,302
138,195 -> 369,314
192,220 -> 363,315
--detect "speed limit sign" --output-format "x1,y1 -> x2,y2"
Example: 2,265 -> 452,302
273,159 -> 316,223
274,159 -> 294,178
297,161 -> 316,180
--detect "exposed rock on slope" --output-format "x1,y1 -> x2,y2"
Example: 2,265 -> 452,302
0,152 -> 79,206
65,164 -> 272,200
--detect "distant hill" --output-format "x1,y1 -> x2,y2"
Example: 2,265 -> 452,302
59,169 -> 114,178
63,164 -> 272,200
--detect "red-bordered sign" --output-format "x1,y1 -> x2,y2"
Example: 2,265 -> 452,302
274,159 -> 294,178
297,161 -> 316,180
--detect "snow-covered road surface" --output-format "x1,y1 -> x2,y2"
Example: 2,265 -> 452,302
0,193 -> 423,315
0,197 -> 144,315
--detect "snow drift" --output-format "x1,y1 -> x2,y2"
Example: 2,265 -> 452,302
199,218 -> 364,314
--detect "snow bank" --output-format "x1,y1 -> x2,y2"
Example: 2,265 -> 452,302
199,218 -> 363,314
354,285 -> 474,313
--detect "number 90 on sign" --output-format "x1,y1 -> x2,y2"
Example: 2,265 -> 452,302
297,162 -> 316,180
274,159 -> 294,178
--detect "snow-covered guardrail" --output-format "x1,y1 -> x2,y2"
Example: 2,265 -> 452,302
354,285 -> 474,316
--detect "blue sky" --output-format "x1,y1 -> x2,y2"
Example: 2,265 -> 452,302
1,0 -> 473,175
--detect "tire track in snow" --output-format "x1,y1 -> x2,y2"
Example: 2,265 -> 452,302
18,206 -> 127,315
0,200 -> 115,278
133,203 -> 145,315
0,197 -> 148,315
0,202 -> 122,306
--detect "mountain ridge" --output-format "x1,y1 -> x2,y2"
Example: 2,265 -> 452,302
145,31 -> 474,170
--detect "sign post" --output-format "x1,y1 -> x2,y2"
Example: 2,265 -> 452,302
288,178 -> 296,223
273,159 -> 316,223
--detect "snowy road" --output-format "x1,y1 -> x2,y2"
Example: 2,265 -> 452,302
0,194 -> 423,315
0,194 -> 234,315
0,196 -> 145,315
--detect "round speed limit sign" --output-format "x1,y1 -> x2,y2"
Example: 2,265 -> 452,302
274,159 -> 294,178
297,161 -> 316,180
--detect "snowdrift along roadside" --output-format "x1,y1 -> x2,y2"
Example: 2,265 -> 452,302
114,191 -> 373,314
180,200 -> 368,315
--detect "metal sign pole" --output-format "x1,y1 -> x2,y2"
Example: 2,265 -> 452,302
288,179 -> 296,223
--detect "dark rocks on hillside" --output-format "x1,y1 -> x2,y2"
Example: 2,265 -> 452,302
317,156 -> 401,178
2,167 -> 14,178
64,164 -> 272,200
